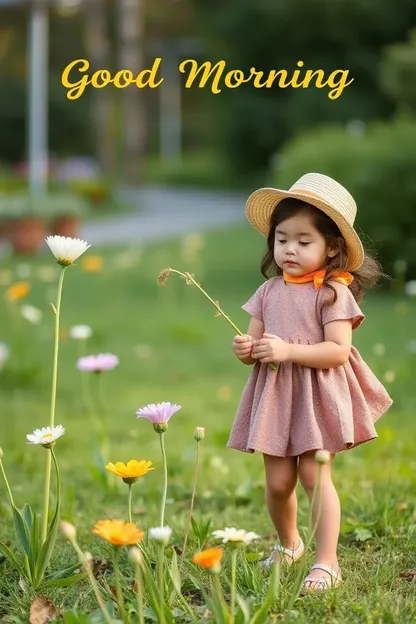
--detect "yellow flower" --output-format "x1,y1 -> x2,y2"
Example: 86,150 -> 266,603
4,281 -> 30,302
105,459 -> 155,484
93,519 -> 144,546
82,255 -> 103,272
193,547 -> 223,572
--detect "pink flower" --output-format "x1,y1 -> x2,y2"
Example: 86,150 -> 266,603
135,402 -> 181,433
77,353 -> 119,373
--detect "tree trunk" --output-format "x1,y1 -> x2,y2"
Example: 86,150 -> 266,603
117,0 -> 146,185
84,0 -> 114,175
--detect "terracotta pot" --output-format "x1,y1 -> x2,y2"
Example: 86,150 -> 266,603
7,217 -> 47,254
50,214 -> 80,238
0,218 -> 12,239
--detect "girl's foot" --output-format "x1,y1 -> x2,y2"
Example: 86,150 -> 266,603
303,563 -> 342,592
260,534 -> 304,569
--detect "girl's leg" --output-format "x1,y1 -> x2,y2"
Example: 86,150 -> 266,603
298,450 -> 341,585
263,454 -> 300,561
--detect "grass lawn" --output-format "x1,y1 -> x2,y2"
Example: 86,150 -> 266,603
0,224 -> 415,622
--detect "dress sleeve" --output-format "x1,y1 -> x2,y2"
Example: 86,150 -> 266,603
320,282 -> 365,330
241,280 -> 269,322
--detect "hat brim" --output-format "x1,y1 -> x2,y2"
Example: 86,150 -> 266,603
245,187 -> 364,272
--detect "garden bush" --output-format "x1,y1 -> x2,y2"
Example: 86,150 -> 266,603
272,116 -> 416,278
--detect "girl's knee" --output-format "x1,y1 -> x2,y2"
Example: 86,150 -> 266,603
298,454 -> 332,494
266,474 -> 297,498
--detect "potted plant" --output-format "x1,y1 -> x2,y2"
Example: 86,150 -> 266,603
68,177 -> 111,208
48,193 -> 90,237
0,194 -> 47,255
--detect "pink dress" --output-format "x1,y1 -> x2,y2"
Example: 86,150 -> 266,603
227,277 -> 392,457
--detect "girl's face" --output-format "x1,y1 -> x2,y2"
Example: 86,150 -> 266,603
274,212 -> 338,276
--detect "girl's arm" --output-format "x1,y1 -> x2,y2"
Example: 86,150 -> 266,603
288,319 -> 352,368
252,319 -> 353,369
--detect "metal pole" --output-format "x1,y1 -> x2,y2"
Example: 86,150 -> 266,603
28,0 -> 49,203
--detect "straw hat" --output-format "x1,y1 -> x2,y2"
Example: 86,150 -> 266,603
245,172 -> 364,271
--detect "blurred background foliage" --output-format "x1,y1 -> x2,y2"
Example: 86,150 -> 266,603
0,0 -> 415,272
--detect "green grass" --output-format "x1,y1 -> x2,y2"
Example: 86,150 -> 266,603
0,225 -> 415,622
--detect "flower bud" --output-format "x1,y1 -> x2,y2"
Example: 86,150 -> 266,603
314,450 -> 331,465
194,427 -> 205,442
60,520 -> 77,541
157,269 -> 171,285
149,526 -> 172,546
153,422 -> 168,434
129,547 -> 143,566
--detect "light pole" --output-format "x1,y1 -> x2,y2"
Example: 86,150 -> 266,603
27,0 -> 49,204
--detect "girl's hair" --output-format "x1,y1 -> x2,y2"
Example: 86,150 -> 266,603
260,198 -> 387,303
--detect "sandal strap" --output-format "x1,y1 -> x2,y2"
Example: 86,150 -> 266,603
310,563 -> 340,579
304,576 -> 332,588
273,538 -> 304,557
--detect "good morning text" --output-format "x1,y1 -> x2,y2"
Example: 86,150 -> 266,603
61,58 -> 353,100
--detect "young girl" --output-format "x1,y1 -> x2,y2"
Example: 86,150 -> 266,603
227,172 -> 392,592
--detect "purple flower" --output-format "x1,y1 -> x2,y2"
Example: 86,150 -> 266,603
77,353 -> 119,373
136,402 -> 181,433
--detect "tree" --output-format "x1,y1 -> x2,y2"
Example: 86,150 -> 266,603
116,0 -> 146,185
195,0 -> 416,173
83,0 -> 115,174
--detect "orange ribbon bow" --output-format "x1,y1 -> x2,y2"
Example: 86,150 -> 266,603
283,269 -> 353,289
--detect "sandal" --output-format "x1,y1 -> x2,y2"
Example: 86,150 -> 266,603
260,537 -> 304,570
303,563 -> 342,592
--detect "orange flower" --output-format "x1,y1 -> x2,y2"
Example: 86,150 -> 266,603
193,547 -> 223,571
82,255 -> 103,272
4,281 -> 30,302
105,460 -> 155,484
93,519 -> 144,546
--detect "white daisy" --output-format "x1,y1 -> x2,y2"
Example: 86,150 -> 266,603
405,281 -> 416,296
0,342 -> 10,370
26,425 -> 65,448
148,526 -> 173,545
21,304 -> 43,325
212,527 -> 260,545
45,236 -> 90,267
69,325 -> 92,340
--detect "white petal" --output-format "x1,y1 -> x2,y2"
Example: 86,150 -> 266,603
45,236 -> 90,263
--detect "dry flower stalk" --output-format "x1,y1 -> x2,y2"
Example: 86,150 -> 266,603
157,268 -> 278,372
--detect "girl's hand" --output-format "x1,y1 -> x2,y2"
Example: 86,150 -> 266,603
252,333 -> 291,364
233,334 -> 253,360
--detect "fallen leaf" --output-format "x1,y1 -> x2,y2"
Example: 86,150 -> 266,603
399,569 -> 416,581
91,555 -> 112,578
397,502 -> 408,511
29,597 -> 58,624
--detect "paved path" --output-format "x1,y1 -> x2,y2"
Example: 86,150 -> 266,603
81,186 -> 248,246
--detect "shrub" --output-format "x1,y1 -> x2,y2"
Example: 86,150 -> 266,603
272,117 -> 416,277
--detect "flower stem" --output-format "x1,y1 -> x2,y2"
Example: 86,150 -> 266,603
180,440 -> 200,567
42,266 -> 66,545
230,549 -> 237,623
158,544 -> 165,624
70,539 -> 113,624
78,339 -> 95,418
159,432 -> 168,527
50,267 -> 65,428
286,463 -> 324,611
50,447 -> 61,514
41,451 -> 52,544
168,268 -> 278,372
113,547 -> 126,621
135,563 -> 145,624
168,269 -> 242,335
0,458 -> 14,507
128,484 -> 133,523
